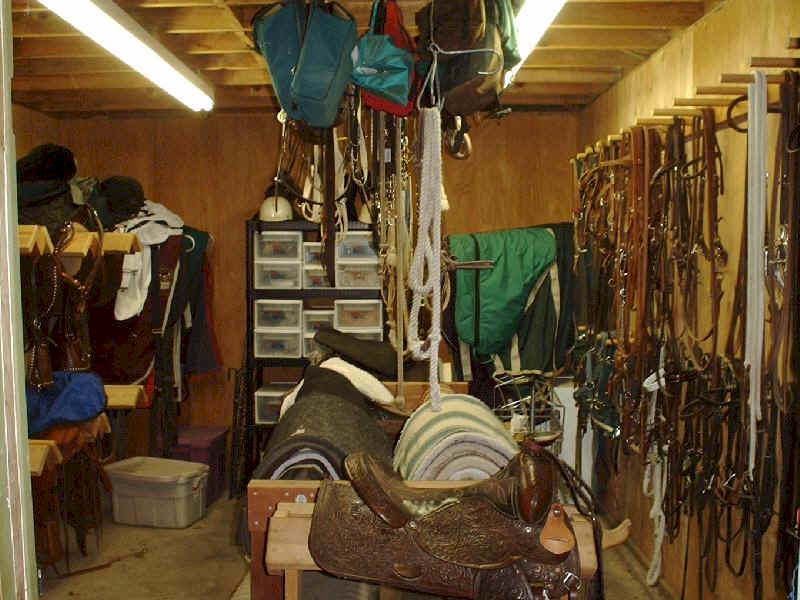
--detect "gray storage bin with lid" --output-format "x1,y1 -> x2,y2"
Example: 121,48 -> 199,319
104,457 -> 210,528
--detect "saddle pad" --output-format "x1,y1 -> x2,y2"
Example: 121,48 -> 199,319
252,370 -> 392,480
394,394 -> 518,479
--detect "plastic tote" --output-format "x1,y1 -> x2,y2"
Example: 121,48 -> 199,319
104,457 -> 210,528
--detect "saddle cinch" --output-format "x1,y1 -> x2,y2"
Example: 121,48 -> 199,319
309,443 -> 584,599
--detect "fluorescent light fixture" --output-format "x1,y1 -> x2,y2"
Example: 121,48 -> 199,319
39,0 -> 214,111
504,0 -> 568,88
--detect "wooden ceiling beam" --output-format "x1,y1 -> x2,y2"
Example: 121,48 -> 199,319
13,37 -> 106,58
14,56 -> 132,76
537,28 -> 670,50
524,48 -> 647,68
12,87 -> 279,113
13,53 -> 265,76
512,69 -> 619,84
189,52 -> 264,70
505,82 -> 610,95
552,2 -> 704,29
13,72 -> 168,91
13,33 -> 251,58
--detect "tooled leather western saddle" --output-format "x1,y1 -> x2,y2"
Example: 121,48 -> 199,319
309,441 -> 587,599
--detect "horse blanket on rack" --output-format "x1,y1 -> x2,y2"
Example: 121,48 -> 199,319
447,224 -> 576,401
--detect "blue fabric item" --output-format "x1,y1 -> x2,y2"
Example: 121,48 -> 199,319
351,0 -> 414,106
290,0 -> 357,128
790,565 -> 798,600
27,371 -> 106,435
251,1 -> 305,120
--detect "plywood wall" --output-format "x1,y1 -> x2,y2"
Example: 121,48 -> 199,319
578,1 -> 800,598
12,106 -> 577,449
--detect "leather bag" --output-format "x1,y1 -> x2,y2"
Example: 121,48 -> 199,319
353,0 -> 415,109
415,0 -> 485,59
251,0 -> 306,120
290,0 -> 358,128
438,22 -> 503,116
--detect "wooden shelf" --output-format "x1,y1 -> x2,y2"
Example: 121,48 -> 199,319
28,439 -> 62,477
105,384 -> 146,410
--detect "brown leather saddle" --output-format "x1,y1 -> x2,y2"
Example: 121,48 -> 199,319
309,443 -> 583,599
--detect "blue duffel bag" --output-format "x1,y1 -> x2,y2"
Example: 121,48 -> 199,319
290,0 -> 357,128
251,0 -> 306,120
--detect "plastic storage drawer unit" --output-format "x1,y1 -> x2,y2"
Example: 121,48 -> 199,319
255,300 -> 303,329
334,299 -> 383,330
254,261 -> 302,290
303,336 -> 316,357
303,266 -> 331,289
255,231 -> 302,261
169,427 -> 228,506
336,260 -> 381,289
303,242 -> 323,267
104,457 -> 209,528
336,231 -> 378,261
254,329 -> 302,358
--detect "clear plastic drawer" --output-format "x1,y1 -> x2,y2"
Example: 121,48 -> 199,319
255,300 -> 302,330
303,266 -> 331,289
303,242 -> 323,267
254,329 -> 302,358
255,231 -> 302,261
254,261 -> 301,290
336,231 -> 378,261
334,300 -> 383,330
337,327 -> 383,342
336,260 -> 381,289
303,336 -> 316,357
254,384 -> 294,425
303,310 -> 335,337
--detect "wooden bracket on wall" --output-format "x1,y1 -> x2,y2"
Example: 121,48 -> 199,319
696,85 -> 748,96
720,73 -> 784,84
750,57 -> 800,68
789,37 -> 799,50
654,108 -> 703,117
675,97 -> 736,107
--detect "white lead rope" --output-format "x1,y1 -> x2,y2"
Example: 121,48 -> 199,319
408,108 -> 443,410
745,70 -> 767,477
642,348 -> 666,586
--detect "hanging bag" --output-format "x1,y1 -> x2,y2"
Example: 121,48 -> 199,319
353,0 -> 416,110
290,0 -> 358,128
251,0 -> 306,120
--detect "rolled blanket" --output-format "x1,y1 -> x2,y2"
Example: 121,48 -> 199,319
393,394 -> 519,480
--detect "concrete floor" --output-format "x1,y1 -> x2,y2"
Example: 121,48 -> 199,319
40,498 -> 670,600
40,498 -> 248,600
